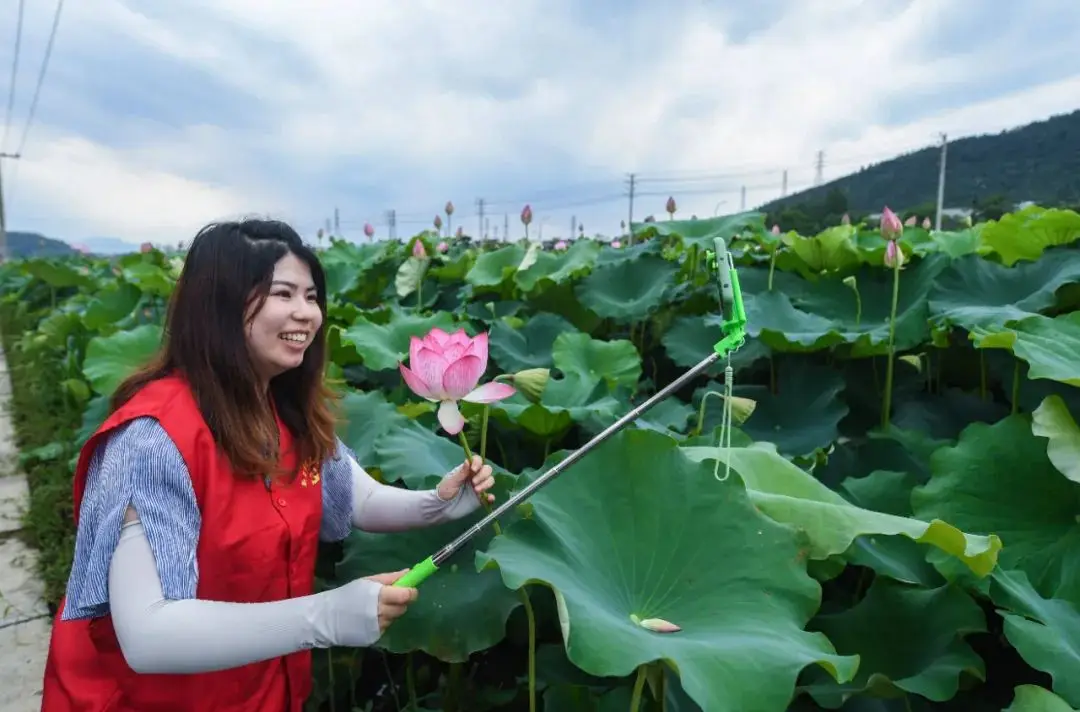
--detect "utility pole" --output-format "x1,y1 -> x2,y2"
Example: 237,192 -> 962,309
0,152 -> 19,262
934,133 -> 948,231
334,207 -> 339,235
781,170 -> 788,197
570,215 -> 576,237
503,213 -> 509,241
740,186 -> 746,211
813,150 -> 824,186
476,198 -> 485,239
626,173 -> 636,244
385,209 -> 397,240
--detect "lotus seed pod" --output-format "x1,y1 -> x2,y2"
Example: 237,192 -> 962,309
512,367 -> 550,403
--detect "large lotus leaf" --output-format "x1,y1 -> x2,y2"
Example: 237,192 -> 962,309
490,373 -> 624,438
978,206 -> 1080,266
515,239 -> 601,293
1005,685 -> 1078,712
465,244 -> 527,287
989,568 -> 1080,707
120,262 -> 173,298
551,332 -> 641,391
774,225 -> 862,276
82,323 -> 162,395
334,474 -> 520,662
1032,395 -> 1080,485
632,211 -> 768,249
838,471 -> 945,588
82,282 -> 141,330
335,389 -> 410,465
684,441 -> 1001,576
973,311 -> 1080,387
928,250 -> 1080,333
574,255 -> 679,322
339,308 -> 457,371
488,312 -> 579,372
21,259 -> 97,290
477,428 -> 857,712
660,313 -> 769,377
801,577 -> 986,707
910,415 -> 1080,602
371,420 -> 510,488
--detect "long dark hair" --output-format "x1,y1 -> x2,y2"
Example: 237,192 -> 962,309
112,218 -> 339,481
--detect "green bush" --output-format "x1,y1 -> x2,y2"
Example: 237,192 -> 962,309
2,206 -> 1080,711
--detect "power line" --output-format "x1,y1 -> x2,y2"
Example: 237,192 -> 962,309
11,0 -> 65,156
2,0 -> 26,151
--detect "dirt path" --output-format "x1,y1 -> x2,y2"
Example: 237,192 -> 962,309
0,344 -> 51,711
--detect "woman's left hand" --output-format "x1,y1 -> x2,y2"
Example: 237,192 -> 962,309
438,454 -> 496,504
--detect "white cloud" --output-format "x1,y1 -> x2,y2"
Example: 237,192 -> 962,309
2,0 -> 1077,243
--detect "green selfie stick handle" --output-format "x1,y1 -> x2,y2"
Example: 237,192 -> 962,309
393,556 -> 437,588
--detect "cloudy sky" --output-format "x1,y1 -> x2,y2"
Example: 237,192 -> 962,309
1,0 -> 1078,248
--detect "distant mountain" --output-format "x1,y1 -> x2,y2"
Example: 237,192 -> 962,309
758,108 -> 1080,234
78,236 -> 145,255
3,231 -> 77,258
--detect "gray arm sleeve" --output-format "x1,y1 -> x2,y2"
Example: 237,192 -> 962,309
347,452 -> 480,532
108,517 -> 384,674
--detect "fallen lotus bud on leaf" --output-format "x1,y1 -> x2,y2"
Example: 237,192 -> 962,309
630,613 -> 681,633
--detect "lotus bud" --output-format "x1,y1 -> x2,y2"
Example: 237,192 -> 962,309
445,201 -> 454,215
521,204 -> 532,225
364,223 -> 375,239
904,215 -> 916,226
611,239 -> 621,248
436,241 -> 448,253
880,206 -> 902,240
841,213 -> 851,225
434,215 -> 442,230
554,239 -> 567,250
511,367 -> 549,403
631,613 -> 681,633
666,196 -> 676,215
771,224 -> 780,235
922,216 -> 931,229
884,239 -> 904,269
412,240 -> 427,258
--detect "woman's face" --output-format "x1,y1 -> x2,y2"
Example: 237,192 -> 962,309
245,252 -> 323,384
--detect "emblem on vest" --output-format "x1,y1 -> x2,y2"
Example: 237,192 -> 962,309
299,461 -> 321,487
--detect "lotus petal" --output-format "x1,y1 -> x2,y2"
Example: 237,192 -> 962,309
462,381 -> 517,404
442,355 -> 484,400
438,400 -> 466,434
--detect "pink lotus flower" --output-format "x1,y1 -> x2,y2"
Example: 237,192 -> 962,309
880,206 -> 902,239
611,239 -> 621,248
399,328 -> 516,434
554,239 -> 568,250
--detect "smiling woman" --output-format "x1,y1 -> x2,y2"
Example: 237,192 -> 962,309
38,219 -> 497,712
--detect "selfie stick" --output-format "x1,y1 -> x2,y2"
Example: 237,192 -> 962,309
393,237 -> 748,588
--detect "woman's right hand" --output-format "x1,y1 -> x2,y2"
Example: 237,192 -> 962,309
364,569 -> 419,633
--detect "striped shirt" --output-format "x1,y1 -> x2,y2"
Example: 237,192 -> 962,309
61,416 -> 356,621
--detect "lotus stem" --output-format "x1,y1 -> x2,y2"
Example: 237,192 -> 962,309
767,250 -> 777,291
458,426 -> 501,535
629,665 -> 647,712
406,653 -> 418,710
1011,359 -> 1020,414
979,350 -> 987,401
881,259 -> 901,430
520,588 -> 537,712
843,276 -> 861,326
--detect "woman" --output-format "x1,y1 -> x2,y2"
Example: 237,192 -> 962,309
40,219 -> 495,711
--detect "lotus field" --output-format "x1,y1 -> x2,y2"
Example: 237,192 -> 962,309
4,205 -> 1080,712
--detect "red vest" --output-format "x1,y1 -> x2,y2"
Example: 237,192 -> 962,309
40,374 -> 324,712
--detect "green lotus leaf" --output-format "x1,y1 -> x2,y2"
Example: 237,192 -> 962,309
551,332 -> 641,391
775,224 -> 862,276
1004,685 -> 1078,712
632,211 -> 768,249
911,415 -> 1080,601
82,282 -> 141,331
979,206 -> 1080,266
335,389 -> 410,464
478,428 -> 858,712
339,308 -> 457,371
371,421 -> 473,487
928,250 -> 1080,333
334,474 -> 520,663
972,312 -> 1080,387
574,255 -> 679,322
488,312 -> 579,372
465,244 -> 527,287
1031,394 -> 1080,485
989,568 -> 1080,708
21,259 -> 97,290
684,441 -> 1001,576
660,313 -> 768,376
490,373 -> 623,438
120,262 -> 173,298
514,239 -> 601,293
82,323 -> 162,395
801,577 -> 986,707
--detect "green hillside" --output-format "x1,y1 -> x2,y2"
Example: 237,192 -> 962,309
3,231 -> 76,259
759,108 -> 1080,234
